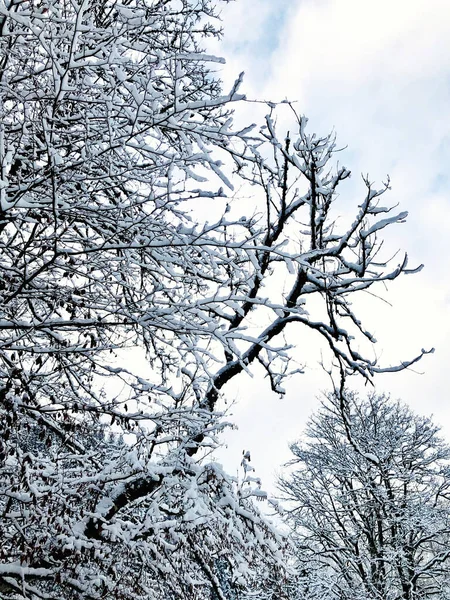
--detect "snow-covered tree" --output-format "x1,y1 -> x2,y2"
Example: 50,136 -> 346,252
0,0 -> 432,597
279,393 -> 450,600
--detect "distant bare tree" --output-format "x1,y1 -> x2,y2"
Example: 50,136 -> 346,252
280,393 -> 450,599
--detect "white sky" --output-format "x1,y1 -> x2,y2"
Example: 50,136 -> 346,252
207,0 -> 450,494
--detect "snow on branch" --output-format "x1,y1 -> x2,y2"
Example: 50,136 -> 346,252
0,2 -> 431,599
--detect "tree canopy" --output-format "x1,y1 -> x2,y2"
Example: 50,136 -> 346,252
0,0 -> 432,598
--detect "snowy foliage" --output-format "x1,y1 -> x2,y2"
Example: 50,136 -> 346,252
280,393 -> 450,599
0,0 -> 431,597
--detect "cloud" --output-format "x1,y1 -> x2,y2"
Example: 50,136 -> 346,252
266,0 -> 450,178
217,0 -> 293,56
269,0 -> 450,84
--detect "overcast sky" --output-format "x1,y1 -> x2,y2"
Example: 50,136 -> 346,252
207,0 -> 450,493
